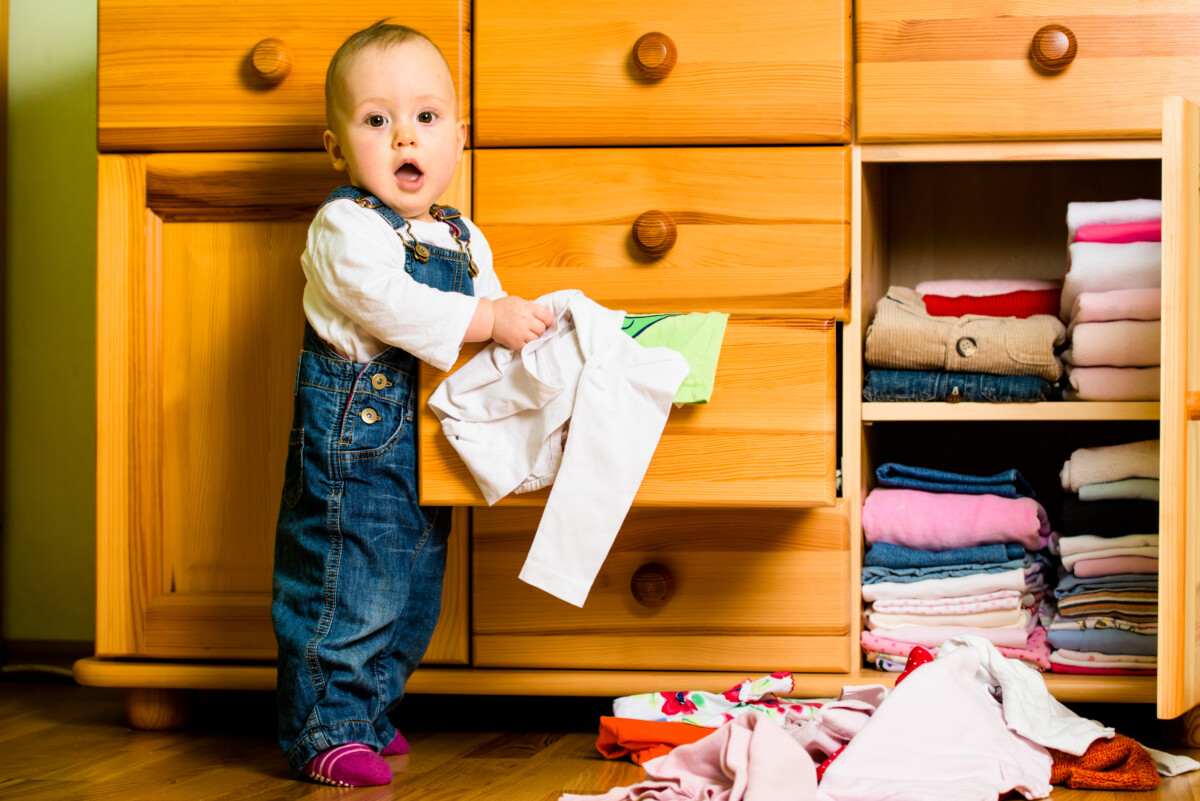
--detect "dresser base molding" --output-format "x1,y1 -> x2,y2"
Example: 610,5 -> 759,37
74,657 -> 1157,704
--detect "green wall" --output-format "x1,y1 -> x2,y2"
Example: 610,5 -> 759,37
4,0 -> 98,641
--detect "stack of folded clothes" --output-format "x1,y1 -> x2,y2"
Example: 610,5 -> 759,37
859,463 -> 1053,671
863,283 -> 1065,403
1048,439 -> 1159,675
1060,199 -> 1163,401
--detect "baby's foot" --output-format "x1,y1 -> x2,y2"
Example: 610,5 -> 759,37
381,730 -> 410,756
304,743 -> 392,786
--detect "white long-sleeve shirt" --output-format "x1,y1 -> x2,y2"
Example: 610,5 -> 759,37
302,198 -> 505,370
428,289 -> 690,607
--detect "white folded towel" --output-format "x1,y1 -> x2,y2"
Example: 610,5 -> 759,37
1061,439 -> 1159,492
1060,241 -> 1162,319
1067,199 -> 1162,241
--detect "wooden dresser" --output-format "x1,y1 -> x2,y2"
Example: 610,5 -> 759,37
77,0 -> 1200,734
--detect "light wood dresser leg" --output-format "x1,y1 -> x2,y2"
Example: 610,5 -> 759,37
1164,706 -> 1200,747
124,688 -> 190,730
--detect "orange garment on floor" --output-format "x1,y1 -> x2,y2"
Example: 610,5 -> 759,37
1048,733 -> 1160,790
596,716 -> 714,765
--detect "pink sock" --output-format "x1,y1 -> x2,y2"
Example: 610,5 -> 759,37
304,743 -> 392,786
381,730 -> 410,756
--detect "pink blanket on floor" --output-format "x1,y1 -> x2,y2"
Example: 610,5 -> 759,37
862,488 -> 1049,550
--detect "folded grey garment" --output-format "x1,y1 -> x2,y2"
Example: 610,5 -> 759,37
1079,477 -> 1160,502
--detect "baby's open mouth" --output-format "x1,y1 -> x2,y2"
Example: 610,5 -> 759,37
396,163 -> 423,183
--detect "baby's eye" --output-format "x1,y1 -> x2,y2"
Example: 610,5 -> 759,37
366,114 -> 387,127
417,111 -> 436,124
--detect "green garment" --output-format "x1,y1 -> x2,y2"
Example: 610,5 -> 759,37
622,312 -> 729,404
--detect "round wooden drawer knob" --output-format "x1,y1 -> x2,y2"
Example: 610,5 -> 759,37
251,38 -> 293,84
633,32 -> 677,81
631,562 -> 676,609
1030,24 -> 1077,72
632,210 -> 677,255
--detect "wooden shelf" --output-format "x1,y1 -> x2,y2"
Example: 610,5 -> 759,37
862,401 -> 1160,422
859,140 -> 1163,164
73,657 -> 1158,705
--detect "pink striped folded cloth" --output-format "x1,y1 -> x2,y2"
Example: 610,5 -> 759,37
862,488 -> 1049,550
1064,366 -> 1160,401
1062,320 -> 1160,368
1068,288 -> 1161,331
1074,220 -> 1161,243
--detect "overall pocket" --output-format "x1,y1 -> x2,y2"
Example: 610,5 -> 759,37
282,427 -> 305,508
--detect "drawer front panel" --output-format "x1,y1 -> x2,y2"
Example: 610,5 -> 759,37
858,1 -> 1200,141
418,317 -> 837,508
98,0 -> 469,151
474,148 -> 850,319
473,0 -> 850,145
473,506 -> 851,672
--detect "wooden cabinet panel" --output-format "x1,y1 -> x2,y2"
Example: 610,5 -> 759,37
418,316 -> 837,508
1158,95 -> 1200,718
474,147 -> 850,319
858,1 -> 1200,141
98,0 -> 469,152
473,0 -> 849,146
96,152 -> 469,662
472,506 -> 851,671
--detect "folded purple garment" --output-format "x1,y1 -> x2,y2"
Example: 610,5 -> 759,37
862,488 -> 1050,551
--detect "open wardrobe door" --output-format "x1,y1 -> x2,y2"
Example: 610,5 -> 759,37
1159,95 -> 1200,721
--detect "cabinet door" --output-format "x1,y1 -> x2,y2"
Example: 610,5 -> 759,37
96,152 -> 469,663
1160,95 -> 1200,718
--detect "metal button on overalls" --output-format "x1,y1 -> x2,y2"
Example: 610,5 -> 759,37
371,374 -> 392,390
360,408 -> 381,424
956,337 -> 978,357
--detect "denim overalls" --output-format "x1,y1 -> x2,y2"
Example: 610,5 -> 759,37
271,187 -> 474,772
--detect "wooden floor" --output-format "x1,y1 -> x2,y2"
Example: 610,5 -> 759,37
4,673 -> 1200,800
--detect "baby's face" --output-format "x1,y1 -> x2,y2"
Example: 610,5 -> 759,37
324,40 -> 466,222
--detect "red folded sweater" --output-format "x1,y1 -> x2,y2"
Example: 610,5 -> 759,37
921,288 -> 1061,319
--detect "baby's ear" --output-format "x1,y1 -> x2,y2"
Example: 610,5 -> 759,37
323,129 -> 348,172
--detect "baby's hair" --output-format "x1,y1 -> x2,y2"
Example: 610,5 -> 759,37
325,20 -> 442,125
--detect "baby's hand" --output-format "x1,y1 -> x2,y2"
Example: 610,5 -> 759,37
491,296 -> 554,350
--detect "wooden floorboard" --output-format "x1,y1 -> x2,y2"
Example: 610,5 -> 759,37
3,674 -> 1200,800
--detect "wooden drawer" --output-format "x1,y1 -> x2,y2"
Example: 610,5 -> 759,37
474,147 -> 849,319
418,316 -> 837,508
473,0 -> 850,146
98,0 -> 468,152
857,1 -> 1200,142
472,506 -> 851,672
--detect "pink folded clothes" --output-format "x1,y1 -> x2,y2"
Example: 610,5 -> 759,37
861,626 -> 1051,671
1072,555 -> 1159,578
1061,439 -> 1159,492
1062,320 -> 1160,368
869,589 -> 1024,614
1065,366 -> 1160,401
864,607 -> 1030,631
1051,648 -> 1156,665
915,278 -> 1061,297
1060,241 -> 1162,319
1074,220 -> 1161,243
1061,546 -> 1158,571
867,624 -> 1032,650
1066,199 -> 1162,241
1068,288 -> 1161,332
862,488 -> 1049,551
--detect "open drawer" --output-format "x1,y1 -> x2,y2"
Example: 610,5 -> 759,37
418,315 -> 837,507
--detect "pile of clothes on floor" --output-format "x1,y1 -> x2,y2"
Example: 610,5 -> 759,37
862,280 -> 1065,403
569,638 -> 1199,801
1048,439 -> 1160,674
1060,199 -> 1162,401
858,462 -> 1052,671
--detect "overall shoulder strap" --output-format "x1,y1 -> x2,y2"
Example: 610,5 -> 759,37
323,186 -> 407,230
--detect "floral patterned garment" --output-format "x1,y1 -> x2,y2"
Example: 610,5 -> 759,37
611,672 -> 823,728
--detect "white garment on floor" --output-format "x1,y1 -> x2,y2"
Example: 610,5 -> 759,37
428,289 -> 689,607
